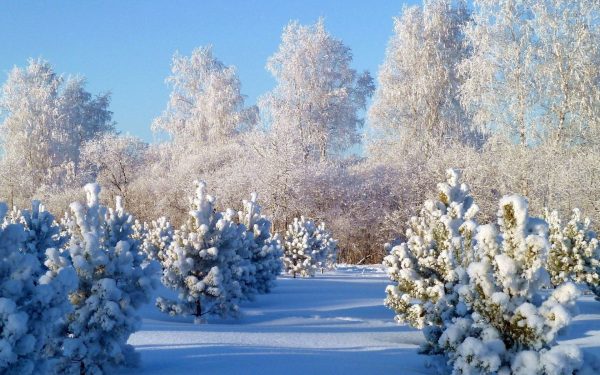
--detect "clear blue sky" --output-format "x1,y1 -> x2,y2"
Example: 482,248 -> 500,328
0,1 -> 416,142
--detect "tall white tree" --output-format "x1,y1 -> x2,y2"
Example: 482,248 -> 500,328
459,0 -> 538,147
0,59 -> 113,205
152,45 -> 257,146
369,0 -> 472,147
531,0 -> 600,145
132,46 -> 258,225
260,18 -> 374,161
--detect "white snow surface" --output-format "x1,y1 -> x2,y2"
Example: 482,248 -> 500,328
123,265 -> 600,374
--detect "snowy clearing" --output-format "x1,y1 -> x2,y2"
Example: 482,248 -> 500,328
124,265 -> 600,374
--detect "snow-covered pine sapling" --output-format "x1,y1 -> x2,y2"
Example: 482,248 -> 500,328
224,207 -> 256,301
383,169 -> 478,354
282,217 -> 323,278
10,200 -> 78,367
440,196 -> 583,375
314,222 -> 338,274
239,193 -> 283,294
157,181 -> 243,322
8,200 -> 68,265
133,217 -> 174,263
0,203 -> 76,375
545,208 -> 600,293
59,184 -> 158,375
104,195 -> 160,319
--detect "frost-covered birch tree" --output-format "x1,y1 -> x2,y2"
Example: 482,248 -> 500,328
460,0 -> 538,147
152,45 -> 257,146
133,46 -> 257,225
369,0 -> 472,146
260,18 -> 374,161
531,0 -> 600,145
0,59 -> 113,205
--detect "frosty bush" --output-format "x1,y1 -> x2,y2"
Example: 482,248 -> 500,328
225,206 -> 256,301
0,203 -> 76,375
383,169 -> 478,353
133,217 -> 174,262
59,184 -> 158,375
545,208 -> 600,293
282,216 -> 337,278
440,195 -> 583,374
239,193 -> 283,294
315,222 -> 338,273
157,181 -> 244,322
8,200 -> 68,265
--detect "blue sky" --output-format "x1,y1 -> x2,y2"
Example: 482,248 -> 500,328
0,1 -> 416,142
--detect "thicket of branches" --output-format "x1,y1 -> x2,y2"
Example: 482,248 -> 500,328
1,0 -> 598,264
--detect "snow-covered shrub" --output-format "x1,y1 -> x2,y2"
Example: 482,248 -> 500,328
239,193 -> 283,294
7,200 -> 68,265
282,216 -> 327,278
157,181 -> 244,322
383,169 -> 478,353
314,222 -> 338,273
59,184 -> 158,375
133,217 -> 174,262
545,208 -> 600,292
224,207 -> 256,301
0,203 -> 76,375
441,195 -> 583,374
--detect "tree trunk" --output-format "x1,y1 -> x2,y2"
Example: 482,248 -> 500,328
80,361 -> 85,375
195,299 -> 202,318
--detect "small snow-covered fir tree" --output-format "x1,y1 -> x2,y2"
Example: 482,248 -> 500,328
59,184 -> 158,375
282,217 -> 323,278
545,208 -> 600,292
440,196 -> 583,375
239,193 -> 282,294
157,181 -> 243,322
133,217 -> 174,262
0,203 -> 76,375
314,222 -> 338,273
224,207 -> 256,301
9,200 -> 78,368
8,200 -> 67,265
383,169 -> 478,353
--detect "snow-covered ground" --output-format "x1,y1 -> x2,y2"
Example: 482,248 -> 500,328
124,265 -> 600,374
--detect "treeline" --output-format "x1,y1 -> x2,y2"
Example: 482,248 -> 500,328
0,0 -> 598,263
